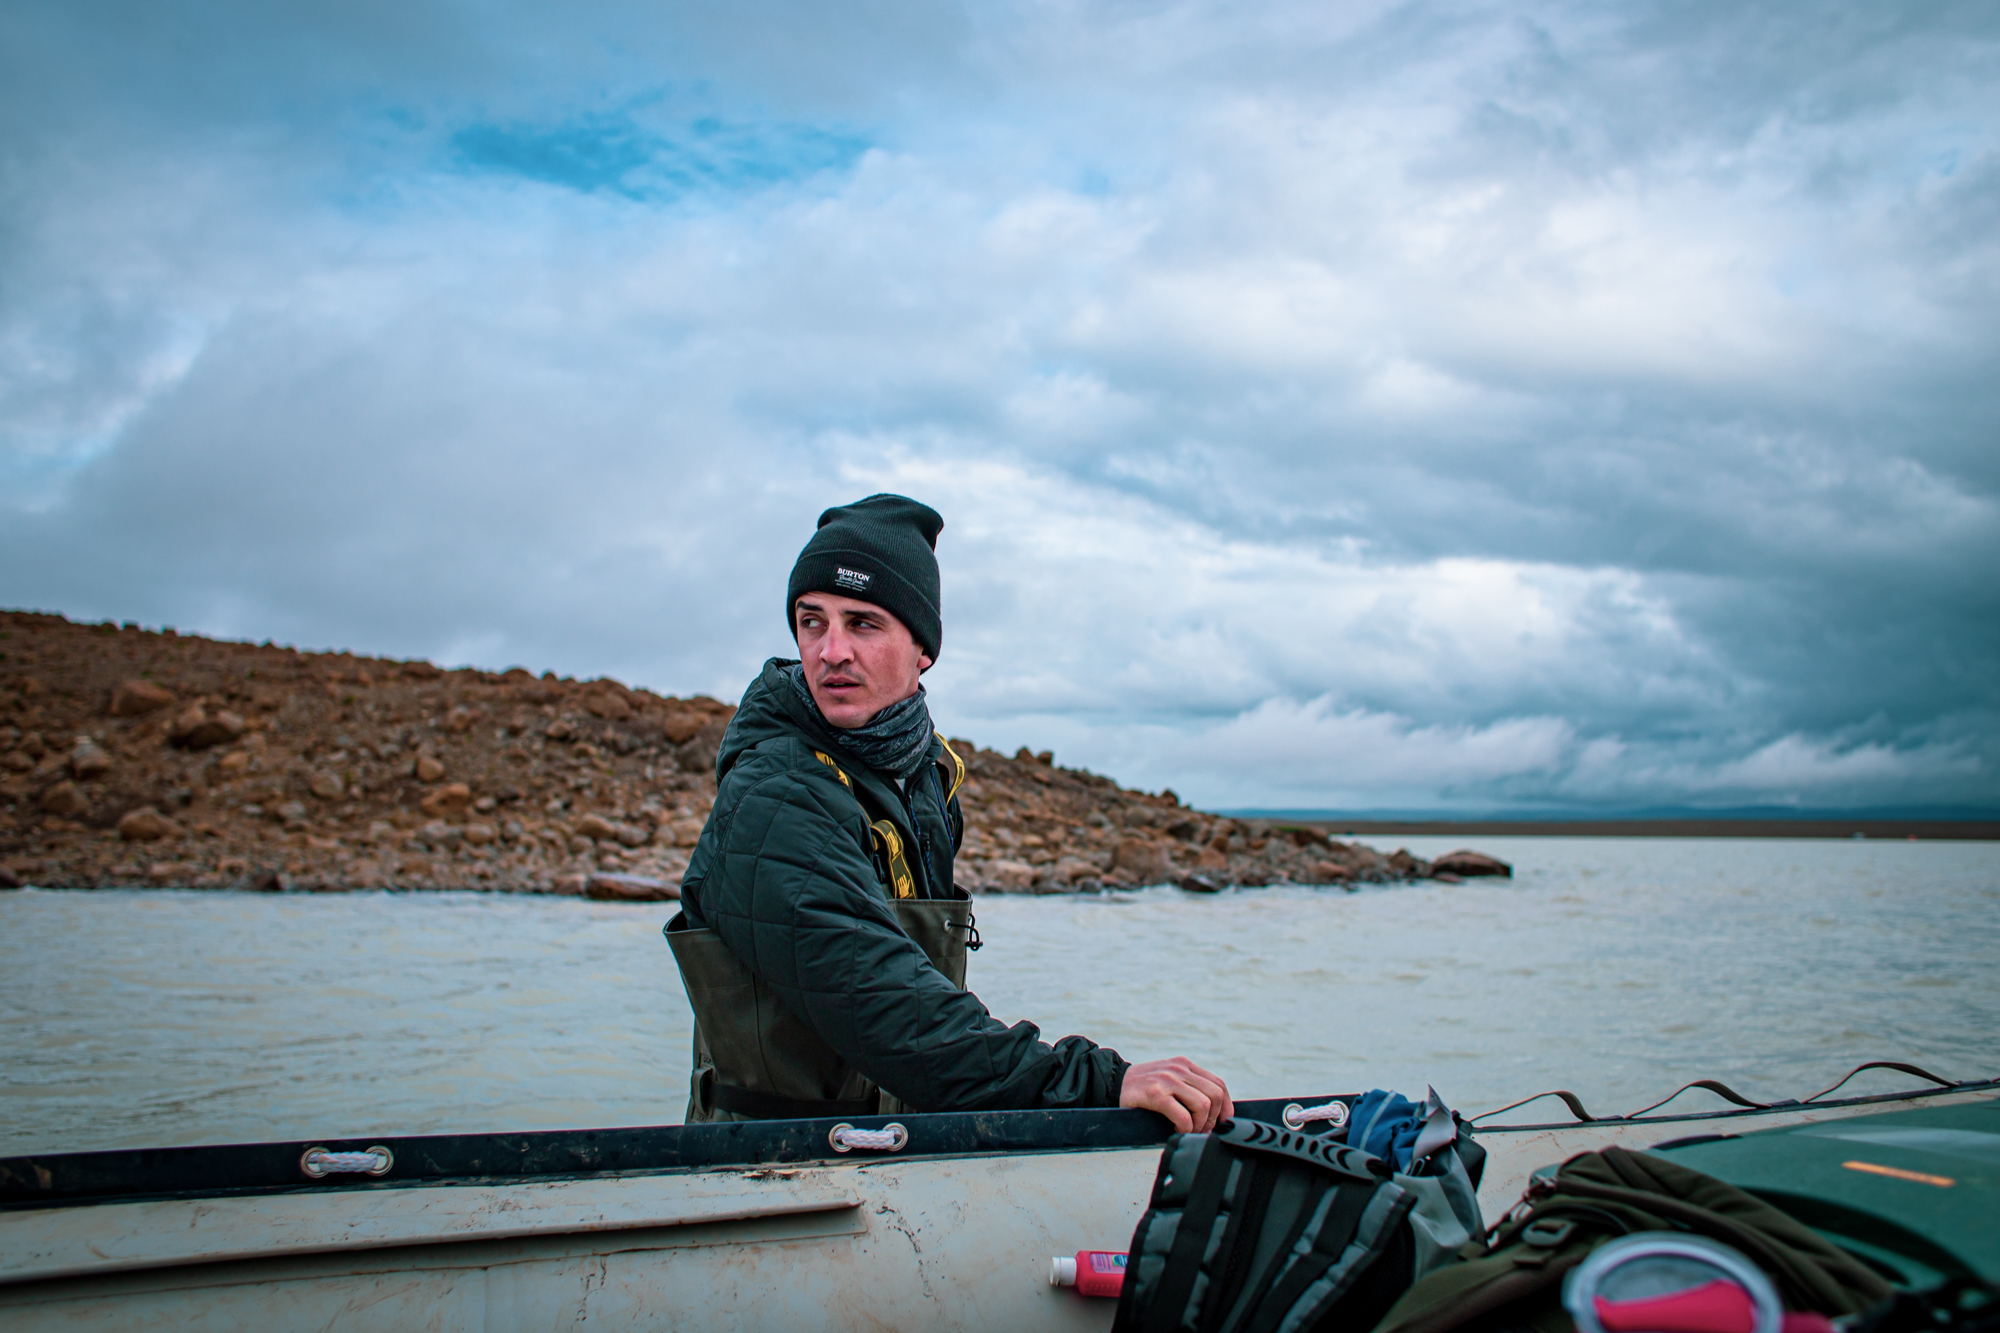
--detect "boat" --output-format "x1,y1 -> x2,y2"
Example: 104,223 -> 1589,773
2,1065 -> 1994,1330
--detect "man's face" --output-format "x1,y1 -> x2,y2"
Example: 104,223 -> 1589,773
795,592 -> 933,729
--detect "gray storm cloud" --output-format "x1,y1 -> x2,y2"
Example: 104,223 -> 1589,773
2,0 -> 1996,812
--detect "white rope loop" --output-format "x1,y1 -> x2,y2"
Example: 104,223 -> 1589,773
829,1122 -> 909,1153
1281,1100 -> 1350,1131
300,1146 -> 394,1178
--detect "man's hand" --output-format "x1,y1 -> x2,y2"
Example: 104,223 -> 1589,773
1120,1057 -> 1233,1133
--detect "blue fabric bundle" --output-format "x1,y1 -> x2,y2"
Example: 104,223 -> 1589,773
1344,1089 -> 1429,1170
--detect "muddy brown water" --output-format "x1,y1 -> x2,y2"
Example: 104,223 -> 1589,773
2,836 -> 1995,1155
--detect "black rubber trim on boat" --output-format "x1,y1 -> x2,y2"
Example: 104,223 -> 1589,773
0,1095 -> 1355,1212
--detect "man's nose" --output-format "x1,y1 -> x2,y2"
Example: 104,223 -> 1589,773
820,621 -> 855,666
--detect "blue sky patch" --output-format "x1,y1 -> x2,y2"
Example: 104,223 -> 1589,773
449,112 -> 869,200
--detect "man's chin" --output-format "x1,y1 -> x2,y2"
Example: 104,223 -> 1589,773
811,690 -> 874,729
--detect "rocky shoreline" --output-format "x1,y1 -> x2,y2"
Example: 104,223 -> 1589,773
0,611 -> 1510,899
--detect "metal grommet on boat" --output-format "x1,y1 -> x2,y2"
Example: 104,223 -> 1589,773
299,1146 -> 394,1179
829,1123 -> 909,1154
1282,1100 -> 1350,1131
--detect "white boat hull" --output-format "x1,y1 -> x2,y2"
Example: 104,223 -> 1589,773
4,1086 -> 1993,1331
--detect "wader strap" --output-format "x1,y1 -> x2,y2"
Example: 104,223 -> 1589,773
813,748 -> 921,899
935,733 -> 966,800
713,1085 -> 878,1120
871,819 -> 917,899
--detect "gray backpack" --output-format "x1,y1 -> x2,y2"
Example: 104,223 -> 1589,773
1112,1098 -> 1485,1333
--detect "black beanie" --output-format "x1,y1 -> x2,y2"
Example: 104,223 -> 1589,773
786,494 -> 944,661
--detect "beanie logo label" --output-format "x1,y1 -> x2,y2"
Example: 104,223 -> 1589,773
833,566 -> 873,592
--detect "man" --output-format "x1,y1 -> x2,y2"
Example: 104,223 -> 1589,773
667,493 -> 1231,1131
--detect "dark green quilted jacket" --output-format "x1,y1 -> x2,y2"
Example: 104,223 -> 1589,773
678,658 -> 1130,1112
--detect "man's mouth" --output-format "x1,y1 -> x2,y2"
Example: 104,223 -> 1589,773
819,675 -> 862,693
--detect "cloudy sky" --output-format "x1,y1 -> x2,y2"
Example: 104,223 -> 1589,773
4,1 -> 1997,814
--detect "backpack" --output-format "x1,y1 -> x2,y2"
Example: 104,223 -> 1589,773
1371,1145 -> 1896,1333
1112,1095 -> 1485,1333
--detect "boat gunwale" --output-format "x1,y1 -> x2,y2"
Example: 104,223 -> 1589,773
5,1079 -> 1993,1214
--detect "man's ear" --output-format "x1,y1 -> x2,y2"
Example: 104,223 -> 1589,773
918,652 -> 934,673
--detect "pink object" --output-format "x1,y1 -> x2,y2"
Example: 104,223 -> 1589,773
1596,1279 -> 1758,1333
1049,1250 -> 1127,1298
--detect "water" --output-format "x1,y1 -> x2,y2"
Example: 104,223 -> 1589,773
3,837 -> 1996,1156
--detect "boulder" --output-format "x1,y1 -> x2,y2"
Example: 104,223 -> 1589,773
668,817 -> 705,847
1386,849 -> 1432,880
584,690 -> 633,721
676,718 -> 729,774
417,820 -> 461,849
110,679 -> 175,717
1110,837 -> 1175,885
574,813 -> 621,842
40,780 -> 88,817
147,861 -> 200,885
308,770 -> 345,800
1307,860 -> 1357,884
118,807 -> 180,841
1051,855 -> 1104,884
412,754 -> 446,782
275,800 -> 309,829
70,739 -> 113,779
585,872 -> 680,902
463,822 -> 497,846
1178,873 -> 1223,893
982,858 -> 1038,891
419,782 -> 472,817
659,708 -> 707,745
1431,849 -> 1512,878
168,705 -> 246,750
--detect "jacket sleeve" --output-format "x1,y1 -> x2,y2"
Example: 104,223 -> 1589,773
698,764 -> 1128,1113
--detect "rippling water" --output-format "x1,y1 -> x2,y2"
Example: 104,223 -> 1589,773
3,837 -> 1996,1156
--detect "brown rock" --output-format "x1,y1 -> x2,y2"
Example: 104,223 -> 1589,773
585,872 -> 680,902
574,813 -> 618,841
308,770 -> 344,800
660,708 -> 707,745
668,817 -> 705,847
982,858 -> 1038,891
3,751 -> 33,772
419,782 -> 472,817
119,807 -> 180,841
413,754 -> 446,782
1178,873 -> 1223,893
1386,849 -> 1431,879
463,822 -> 497,846
1307,860 -> 1357,884
1110,837 -> 1175,885
70,738 -> 113,779
676,717 -> 729,774
1052,855 -> 1104,884
584,690 -> 632,721
168,705 -> 246,750
110,679 -> 176,717
40,780 -> 89,816
1430,849 -> 1512,878
444,706 -> 476,732
147,861 -> 200,885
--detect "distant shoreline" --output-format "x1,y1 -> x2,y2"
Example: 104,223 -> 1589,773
1290,818 -> 2000,841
